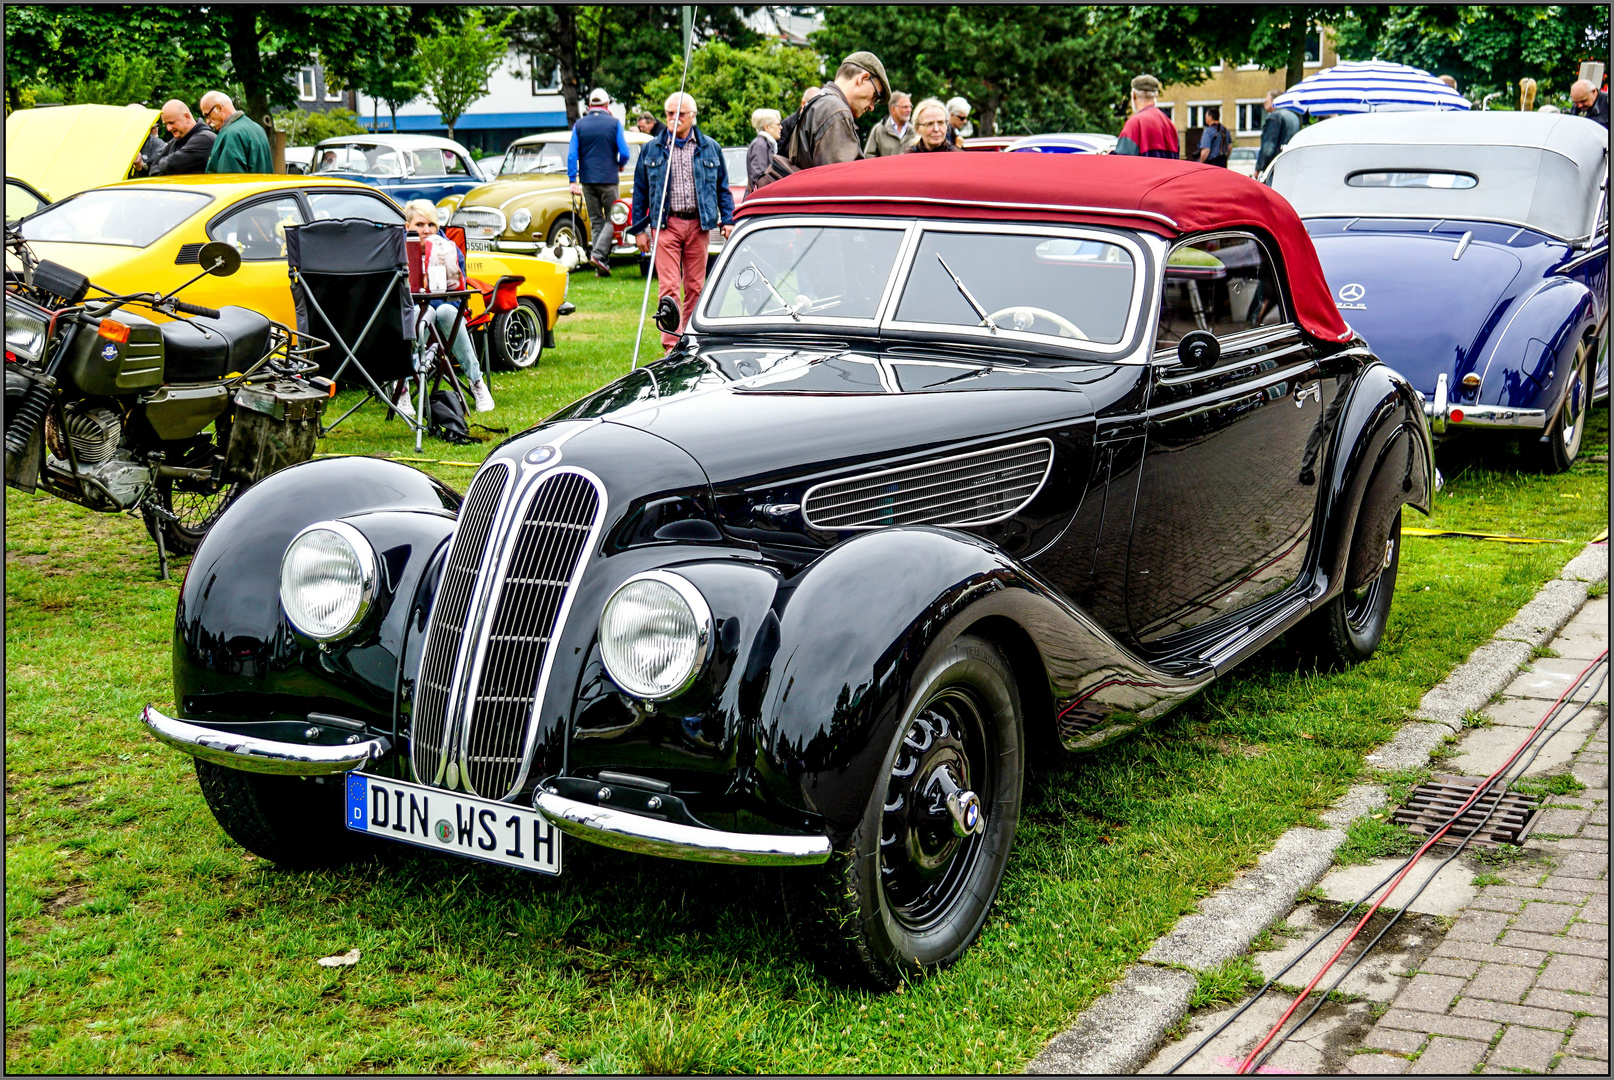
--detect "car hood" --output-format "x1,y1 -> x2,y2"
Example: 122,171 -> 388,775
459,176 -> 574,209
1308,228 -> 1524,393
5,104 -> 159,201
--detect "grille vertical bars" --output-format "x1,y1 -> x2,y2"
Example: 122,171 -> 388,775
461,471 -> 601,799
410,466 -> 509,785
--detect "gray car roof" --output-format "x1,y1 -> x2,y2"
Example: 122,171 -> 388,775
1269,112 -> 1608,240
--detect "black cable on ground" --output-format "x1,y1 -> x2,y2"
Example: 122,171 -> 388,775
1166,654 -> 1608,1074
1245,661 -> 1608,1073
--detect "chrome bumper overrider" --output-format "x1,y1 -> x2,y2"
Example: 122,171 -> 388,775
1417,379 -> 1547,433
533,790 -> 832,866
140,705 -> 392,776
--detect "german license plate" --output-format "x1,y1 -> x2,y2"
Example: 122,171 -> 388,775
344,773 -> 560,875
467,238 -> 492,251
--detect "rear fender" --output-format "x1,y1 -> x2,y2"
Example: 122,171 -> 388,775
1477,278 -> 1597,411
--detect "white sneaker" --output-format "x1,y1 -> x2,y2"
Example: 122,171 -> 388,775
470,379 -> 495,413
392,382 -> 415,418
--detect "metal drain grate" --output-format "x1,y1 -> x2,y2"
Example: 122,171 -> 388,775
1391,774 -> 1542,848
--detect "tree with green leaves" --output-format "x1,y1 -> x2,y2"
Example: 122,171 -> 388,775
640,40 -> 823,146
1132,5 -> 1367,90
352,50 -> 423,134
416,8 -> 516,141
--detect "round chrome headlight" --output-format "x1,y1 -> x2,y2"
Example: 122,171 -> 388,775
598,571 -> 712,700
609,201 -> 629,225
510,207 -> 533,234
280,521 -> 378,641
435,205 -> 452,227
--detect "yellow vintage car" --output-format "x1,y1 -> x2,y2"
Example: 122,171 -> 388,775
7,103 -> 572,370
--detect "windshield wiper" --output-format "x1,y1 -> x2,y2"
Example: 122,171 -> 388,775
936,254 -> 997,333
740,262 -> 802,321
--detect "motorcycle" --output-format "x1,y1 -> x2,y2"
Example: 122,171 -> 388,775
5,226 -> 332,578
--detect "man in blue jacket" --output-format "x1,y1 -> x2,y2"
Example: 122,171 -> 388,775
568,88 -> 631,276
628,92 -> 735,351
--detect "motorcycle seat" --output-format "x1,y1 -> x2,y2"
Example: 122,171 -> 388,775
160,306 -> 272,383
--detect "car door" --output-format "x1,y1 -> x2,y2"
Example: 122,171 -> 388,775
1126,232 -> 1325,649
203,193 -> 306,327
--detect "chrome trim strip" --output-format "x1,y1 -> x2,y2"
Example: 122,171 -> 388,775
533,791 -> 832,866
737,193 -> 1180,229
801,437 -> 1056,530
141,704 -> 390,776
1431,372 -> 1449,433
1452,230 -> 1474,260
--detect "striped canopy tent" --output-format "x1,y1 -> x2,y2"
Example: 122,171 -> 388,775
1273,60 -> 1471,115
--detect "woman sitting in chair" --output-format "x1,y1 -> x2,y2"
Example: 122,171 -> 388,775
403,200 -> 496,412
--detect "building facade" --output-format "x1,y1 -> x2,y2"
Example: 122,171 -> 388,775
353,50 -> 570,155
293,62 -> 357,114
1158,25 -> 1338,150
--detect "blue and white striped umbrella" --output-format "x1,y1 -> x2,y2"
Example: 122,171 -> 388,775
1273,60 -> 1470,115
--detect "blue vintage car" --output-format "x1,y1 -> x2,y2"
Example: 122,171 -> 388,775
1269,112 -> 1608,472
309,133 -> 490,208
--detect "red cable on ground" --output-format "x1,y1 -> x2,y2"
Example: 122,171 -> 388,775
1236,647 -> 1610,1074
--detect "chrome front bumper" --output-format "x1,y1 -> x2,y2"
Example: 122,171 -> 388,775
1419,375 -> 1547,433
533,790 -> 833,867
140,705 -> 392,776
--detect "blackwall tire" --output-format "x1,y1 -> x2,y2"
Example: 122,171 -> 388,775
194,760 -> 366,869
1298,510 -> 1401,669
783,634 -> 1024,988
489,297 -> 544,371
1525,338 -> 1592,474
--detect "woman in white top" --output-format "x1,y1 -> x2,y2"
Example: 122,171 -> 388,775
402,200 -> 495,413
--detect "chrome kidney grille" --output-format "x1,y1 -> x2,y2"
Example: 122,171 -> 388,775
461,472 -> 600,798
410,463 -> 604,801
802,438 -> 1054,529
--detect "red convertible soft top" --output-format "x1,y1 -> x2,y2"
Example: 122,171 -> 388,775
737,153 -> 1354,344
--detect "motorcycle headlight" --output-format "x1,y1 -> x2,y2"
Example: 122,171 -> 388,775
280,521 -> 378,641
599,571 -> 712,700
510,207 -> 533,234
5,304 -> 48,365
609,201 -> 629,226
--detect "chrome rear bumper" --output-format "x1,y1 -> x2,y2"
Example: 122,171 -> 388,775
533,790 -> 832,866
1418,377 -> 1547,433
140,705 -> 391,776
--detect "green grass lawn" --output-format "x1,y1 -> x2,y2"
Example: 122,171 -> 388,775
5,271 -> 1608,1073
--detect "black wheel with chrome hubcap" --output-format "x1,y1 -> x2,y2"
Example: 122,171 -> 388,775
1296,509 -> 1401,669
784,634 -> 1024,988
1525,336 -> 1592,474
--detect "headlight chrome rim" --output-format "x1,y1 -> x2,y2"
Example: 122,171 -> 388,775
598,570 -> 713,701
279,520 -> 379,642
609,201 -> 629,226
510,207 -> 533,234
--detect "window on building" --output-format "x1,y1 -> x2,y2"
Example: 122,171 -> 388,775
1187,102 -> 1221,129
1155,102 -> 1174,121
324,74 -> 344,102
1236,101 -> 1265,136
1305,26 -> 1322,66
297,68 -> 318,102
531,61 -> 560,95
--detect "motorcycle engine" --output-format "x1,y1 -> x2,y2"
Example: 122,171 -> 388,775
45,403 -> 122,466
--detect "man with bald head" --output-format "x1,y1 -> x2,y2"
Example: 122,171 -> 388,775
142,100 -> 217,176
201,91 -> 273,173
1570,79 -> 1609,128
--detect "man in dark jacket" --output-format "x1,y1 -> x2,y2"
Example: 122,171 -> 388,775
569,88 -> 631,275
1256,91 -> 1302,173
628,92 -> 735,350
1570,79 -> 1610,128
142,100 -> 216,176
201,91 -> 273,173
788,51 -> 887,169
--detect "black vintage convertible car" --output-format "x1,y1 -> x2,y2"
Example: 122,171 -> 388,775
142,153 -> 1433,987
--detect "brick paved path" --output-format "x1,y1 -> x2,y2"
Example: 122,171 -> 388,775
1345,599 -> 1609,1075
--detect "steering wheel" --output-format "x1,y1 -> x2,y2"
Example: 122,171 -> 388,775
987,306 -> 1088,340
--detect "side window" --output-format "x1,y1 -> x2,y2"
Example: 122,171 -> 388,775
208,195 -> 304,261
1156,233 -> 1286,349
307,191 -> 406,224
440,150 -> 468,176
412,149 -> 446,177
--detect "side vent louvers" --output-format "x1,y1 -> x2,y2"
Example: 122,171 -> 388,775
802,439 -> 1054,530
461,472 -> 600,799
411,466 -> 509,785
174,243 -> 205,265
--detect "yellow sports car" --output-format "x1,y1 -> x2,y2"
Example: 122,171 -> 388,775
10,175 -> 571,371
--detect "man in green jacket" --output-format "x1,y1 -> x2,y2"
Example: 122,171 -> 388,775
200,91 -> 273,173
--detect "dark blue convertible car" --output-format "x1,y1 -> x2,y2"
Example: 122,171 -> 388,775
1269,112 -> 1607,471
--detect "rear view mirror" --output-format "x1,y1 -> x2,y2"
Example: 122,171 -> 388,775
197,241 -> 241,278
1178,330 -> 1220,369
654,295 -> 682,335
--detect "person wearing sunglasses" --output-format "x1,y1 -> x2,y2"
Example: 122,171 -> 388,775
200,91 -> 273,174
787,50 -> 889,169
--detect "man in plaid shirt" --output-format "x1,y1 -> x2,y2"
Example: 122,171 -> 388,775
629,91 -> 736,350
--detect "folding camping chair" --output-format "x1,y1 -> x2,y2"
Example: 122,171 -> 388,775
285,218 -> 422,436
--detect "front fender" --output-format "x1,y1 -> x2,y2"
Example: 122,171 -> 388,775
173,457 -> 459,745
1314,358 -> 1433,601
1476,277 -> 1598,412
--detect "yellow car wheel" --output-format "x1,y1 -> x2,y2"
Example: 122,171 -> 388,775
489,297 -> 545,371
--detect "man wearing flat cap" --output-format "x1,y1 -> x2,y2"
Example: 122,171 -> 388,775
1116,73 -> 1180,159
787,50 -> 888,169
